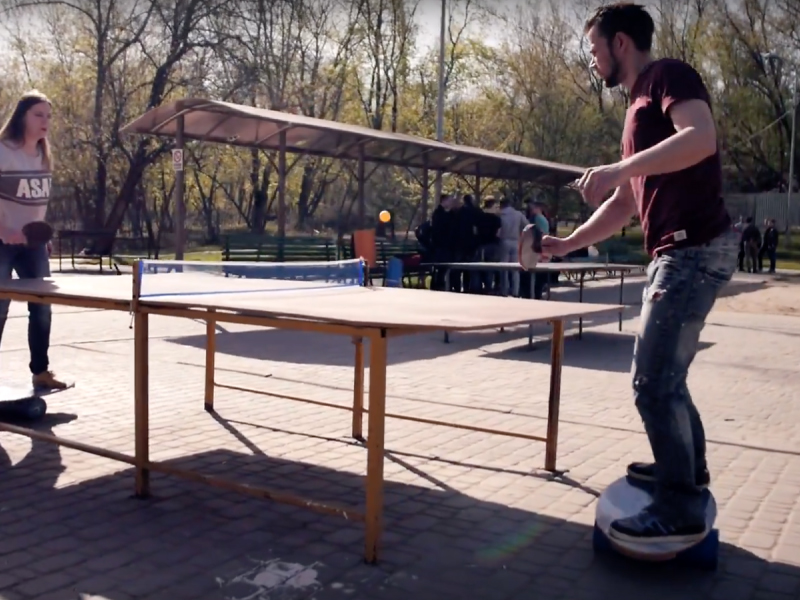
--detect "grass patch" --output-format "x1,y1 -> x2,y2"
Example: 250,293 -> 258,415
603,226 -> 800,270
113,247 -> 223,266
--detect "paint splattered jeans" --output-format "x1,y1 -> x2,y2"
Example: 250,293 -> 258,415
0,242 -> 52,375
632,228 -> 738,522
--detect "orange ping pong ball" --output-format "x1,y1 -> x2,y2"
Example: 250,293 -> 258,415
379,210 -> 391,223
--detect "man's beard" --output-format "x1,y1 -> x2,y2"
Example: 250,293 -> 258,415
603,56 -> 622,88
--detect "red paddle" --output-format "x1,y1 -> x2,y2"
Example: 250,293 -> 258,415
518,223 -> 544,270
21,221 -> 54,247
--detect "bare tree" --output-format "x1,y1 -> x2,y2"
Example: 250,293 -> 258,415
352,0 -> 419,132
3,0 -> 155,228
214,0 -> 360,230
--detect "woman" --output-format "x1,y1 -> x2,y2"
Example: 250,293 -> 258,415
0,90 -> 67,391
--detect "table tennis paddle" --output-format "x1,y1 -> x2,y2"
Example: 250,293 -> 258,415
21,221 -> 54,247
518,223 -> 544,270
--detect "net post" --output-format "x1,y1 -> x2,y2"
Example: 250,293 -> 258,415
132,259 -> 143,297
129,259 -> 144,327
360,258 -> 370,287
131,258 -> 151,497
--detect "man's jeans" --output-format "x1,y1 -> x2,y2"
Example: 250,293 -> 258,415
633,229 -> 737,522
0,243 -> 52,375
478,242 -> 501,294
499,239 -> 520,297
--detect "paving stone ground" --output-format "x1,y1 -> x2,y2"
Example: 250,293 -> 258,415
1,269 -> 800,600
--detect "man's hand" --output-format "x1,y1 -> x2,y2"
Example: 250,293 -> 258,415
541,235 -> 577,258
574,163 -> 629,208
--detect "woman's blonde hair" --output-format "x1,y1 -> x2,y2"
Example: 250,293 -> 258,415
0,90 -> 53,170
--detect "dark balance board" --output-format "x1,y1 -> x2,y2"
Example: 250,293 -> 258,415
0,386 -> 48,421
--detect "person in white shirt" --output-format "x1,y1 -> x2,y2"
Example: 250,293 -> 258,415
0,90 -> 68,391
498,197 -> 528,297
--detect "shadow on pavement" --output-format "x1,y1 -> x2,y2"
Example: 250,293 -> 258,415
1,418 -> 797,600
479,331 -> 714,373
166,326 -> 517,368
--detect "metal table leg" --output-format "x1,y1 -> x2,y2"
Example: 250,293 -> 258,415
578,272 -> 585,340
363,329 -> 388,564
618,271 -> 625,331
352,336 -> 365,440
134,311 -> 150,498
442,267 -> 452,343
544,319 -> 565,473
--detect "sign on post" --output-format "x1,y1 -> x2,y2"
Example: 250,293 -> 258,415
172,149 -> 184,172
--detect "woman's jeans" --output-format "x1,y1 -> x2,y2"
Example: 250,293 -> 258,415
0,243 -> 52,375
633,229 -> 737,521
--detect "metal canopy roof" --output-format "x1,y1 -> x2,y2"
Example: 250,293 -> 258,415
120,98 -> 584,187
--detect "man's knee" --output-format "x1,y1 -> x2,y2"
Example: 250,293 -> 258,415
28,301 -> 52,322
632,374 -> 653,418
632,370 -> 689,423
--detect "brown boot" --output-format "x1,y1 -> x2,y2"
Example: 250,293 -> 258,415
32,371 -> 70,391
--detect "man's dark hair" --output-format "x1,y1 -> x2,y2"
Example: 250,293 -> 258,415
746,216 -> 753,223
584,3 -> 655,52
439,193 -> 450,204
484,199 -> 496,209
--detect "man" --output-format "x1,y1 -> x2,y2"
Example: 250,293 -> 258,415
527,199 -> 550,233
522,199 -> 552,299
542,3 -> 737,545
457,194 -> 483,293
733,215 -> 745,271
429,193 -> 458,291
527,200 -> 551,299
476,198 -> 503,294
498,197 -> 528,297
741,217 -> 761,273
760,218 -> 779,273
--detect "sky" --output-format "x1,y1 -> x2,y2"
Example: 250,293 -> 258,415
414,0 -> 504,55
0,0 -> 505,61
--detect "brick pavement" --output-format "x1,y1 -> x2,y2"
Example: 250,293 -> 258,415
1,272 -> 800,600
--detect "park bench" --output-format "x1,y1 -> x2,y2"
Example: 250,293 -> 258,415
56,229 -> 119,273
221,234 -> 340,278
222,234 -> 339,262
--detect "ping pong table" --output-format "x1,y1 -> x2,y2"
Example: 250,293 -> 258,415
0,258 -> 622,564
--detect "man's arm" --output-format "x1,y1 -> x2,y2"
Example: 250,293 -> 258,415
620,99 -> 717,179
565,182 -> 637,251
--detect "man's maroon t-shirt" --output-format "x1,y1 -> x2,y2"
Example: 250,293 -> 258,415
621,58 -> 731,256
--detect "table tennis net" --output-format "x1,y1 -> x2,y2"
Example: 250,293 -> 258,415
136,258 -> 365,299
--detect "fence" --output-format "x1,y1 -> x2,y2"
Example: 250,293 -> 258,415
725,192 -> 800,231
